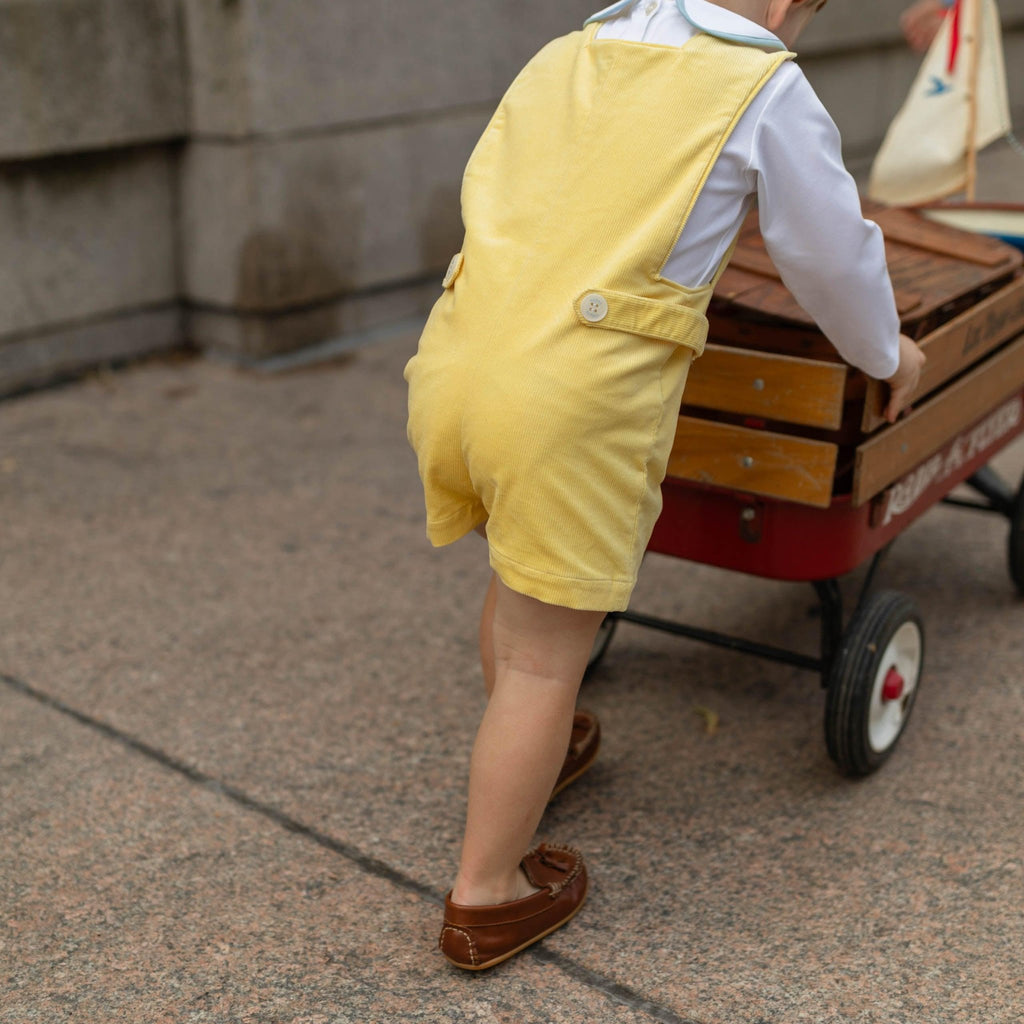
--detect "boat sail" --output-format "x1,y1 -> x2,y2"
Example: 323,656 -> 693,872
867,0 -> 1012,206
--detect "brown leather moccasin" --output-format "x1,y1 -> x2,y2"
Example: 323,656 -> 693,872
551,709 -> 601,799
439,843 -> 588,970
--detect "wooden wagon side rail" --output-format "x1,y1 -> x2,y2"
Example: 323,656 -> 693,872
861,274 -> 1024,432
853,331 -> 1024,505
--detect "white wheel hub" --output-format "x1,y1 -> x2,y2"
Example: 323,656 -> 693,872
868,621 -> 922,753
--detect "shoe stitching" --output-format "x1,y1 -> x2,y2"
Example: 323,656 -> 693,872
440,925 -> 478,966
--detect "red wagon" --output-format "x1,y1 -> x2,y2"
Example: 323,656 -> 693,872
590,205 -> 1024,775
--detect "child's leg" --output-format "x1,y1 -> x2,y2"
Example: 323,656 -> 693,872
478,572 -> 498,697
480,569 -> 602,803
451,577 -> 604,907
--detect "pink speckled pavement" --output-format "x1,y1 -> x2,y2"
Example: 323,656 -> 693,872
2,143 -> 1024,1023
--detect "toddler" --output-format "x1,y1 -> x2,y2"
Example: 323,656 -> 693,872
405,0 -> 925,970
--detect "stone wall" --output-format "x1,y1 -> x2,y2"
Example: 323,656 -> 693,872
0,0 -> 185,394
2,0 -> 1023,395
176,0 -> 607,360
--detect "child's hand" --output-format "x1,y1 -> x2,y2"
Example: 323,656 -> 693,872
884,334 -> 927,423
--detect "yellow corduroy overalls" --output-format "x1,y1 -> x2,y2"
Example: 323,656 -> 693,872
406,22 -> 792,611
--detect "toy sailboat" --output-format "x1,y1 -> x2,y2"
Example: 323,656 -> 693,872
868,0 -> 1024,250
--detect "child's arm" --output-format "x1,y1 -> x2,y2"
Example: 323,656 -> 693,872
750,67 -> 904,384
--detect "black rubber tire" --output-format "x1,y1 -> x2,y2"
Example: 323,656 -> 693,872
825,590 -> 924,776
584,615 -> 618,678
1009,474 -> 1024,596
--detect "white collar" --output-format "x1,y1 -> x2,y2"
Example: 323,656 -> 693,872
677,0 -> 787,51
586,0 -> 787,53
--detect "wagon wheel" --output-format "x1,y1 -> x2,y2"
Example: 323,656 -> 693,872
584,615 -> 619,678
1009,471 -> 1024,596
825,591 -> 924,776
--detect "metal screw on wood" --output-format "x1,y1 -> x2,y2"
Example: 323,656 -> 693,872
742,456 -> 754,468
753,378 -> 765,391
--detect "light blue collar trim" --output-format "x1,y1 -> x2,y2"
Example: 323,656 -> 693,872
584,0 -> 788,52
675,0 -> 787,51
584,0 -> 634,26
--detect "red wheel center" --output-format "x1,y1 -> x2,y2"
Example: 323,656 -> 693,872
881,667 -> 905,702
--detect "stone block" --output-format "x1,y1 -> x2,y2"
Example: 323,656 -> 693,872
184,0 -> 1024,138
0,147 -> 178,339
800,0 -> 1024,53
0,0 -> 185,160
0,306 -> 181,397
187,280 -> 438,361
178,0 -> 252,138
179,111 -> 483,311
799,0 -> 919,54
182,0 -> 598,136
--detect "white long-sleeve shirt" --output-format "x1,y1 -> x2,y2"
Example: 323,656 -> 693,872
592,0 -> 901,379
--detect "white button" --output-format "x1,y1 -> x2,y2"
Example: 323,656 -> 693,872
442,252 -> 463,288
644,1 -> 658,15
580,293 -> 608,322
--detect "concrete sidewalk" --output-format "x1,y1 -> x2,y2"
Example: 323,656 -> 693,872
2,315 -> 1023,1023
4,141 -> 1024,1024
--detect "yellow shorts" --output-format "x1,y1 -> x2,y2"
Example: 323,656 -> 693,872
405,309 -> 694,612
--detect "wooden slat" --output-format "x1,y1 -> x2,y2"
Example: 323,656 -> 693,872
708,312 -> 840,362
730,244 -> 923,316
713,266 -> 806,323
668,416 -> 838,508
718,207 -> 1021,332
892,287 -> 923,317
870,206 -> 1016,268
861,275 -> 1024,432
727,247 -> 781,280
853,331 -> 1024,505
685,344 -> 848,429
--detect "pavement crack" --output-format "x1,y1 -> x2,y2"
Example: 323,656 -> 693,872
530,948 -> 705,1024
3,670 -> 706,1024
0,671 -> 441,906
